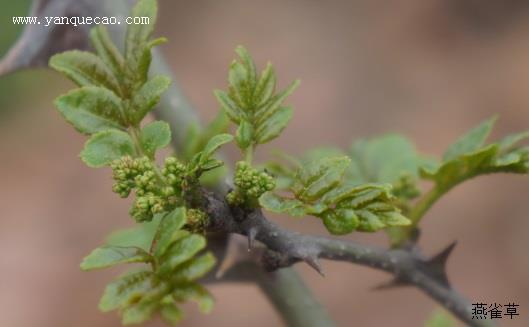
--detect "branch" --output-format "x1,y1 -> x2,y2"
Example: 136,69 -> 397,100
202,189 -> 492,327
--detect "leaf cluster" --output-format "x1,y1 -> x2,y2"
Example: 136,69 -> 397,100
214,46 -> 299,153
49,0 -> 227,324
260,156 -> 409,234
421,117 -> 529,192
81,208 -> 215,325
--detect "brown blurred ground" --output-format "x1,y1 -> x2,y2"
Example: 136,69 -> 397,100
1,0 -> 529,326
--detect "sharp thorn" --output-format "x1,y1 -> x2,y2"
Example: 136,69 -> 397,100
305,257 -> 325,277
247,228 -> 258,251
428,241 -> 457,267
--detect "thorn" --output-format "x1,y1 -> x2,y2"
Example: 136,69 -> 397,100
372,278 -> 409,291
424,241 -> 457,288
305,256 -> 325,277
428,241 -> 457,268
247,228 -> 258,251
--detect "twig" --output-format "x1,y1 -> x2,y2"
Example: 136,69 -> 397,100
203,189 -> 492,327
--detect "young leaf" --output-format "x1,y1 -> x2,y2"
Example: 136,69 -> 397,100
235,120 -> 254,149
80,246 -> 151,271
215,46 -> 299,150
99,270 -> 154,312
89,26 -> 124,79
55,86 -> 125,134
125,0 -> 159,88
173,252 -> 216,281
80,129 -> 135,167
421,118 -> 529,192
262,157 -> 410,235
292,156 -> 351,201
140,121 -> 171,157
157,234 -> 207,276
322,209 -> 359,235
49,50 -> 121,95
172,283 -> 214,313
254,106 -> 293,144
259,192 -> 306,217
254,63 -> 276,106
194,134 -> 233,170
443,116 -> 496,161
153,207 -> 187,258
160,303 -> 184,326
130,75 -> 171,124
121,301 -> 158,325
106,215 -> 162,251
349,134 -> 432,185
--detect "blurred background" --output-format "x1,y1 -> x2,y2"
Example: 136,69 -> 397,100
1,0 -> 529,326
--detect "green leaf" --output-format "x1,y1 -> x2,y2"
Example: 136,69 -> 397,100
99,270 -> 153,312
173,283 -> 214,313
106,215 -> 162,251
89,26 -> 124,79
158,234 -> 207,275
80,246 -> 151,271
443,116 -> 496,161
140,121 -> 171,157
214,90 -> 244,123
497,130 -> 529,152
255,106 -> 293,144
292,156 -> 351,201
254,80 -> 299,126
216,47 -> 299,150
254,63 -> 276,106
49,50 -> 121,95
121,301 -> 158,325
55,86 -> 125,135
125,0 -> 158,88
153,207 -> 187,258
235,46 -> 257,90
198,133 -> 233,166
173,252 -> 216,281
160,303 -> 184,326
322,209 -> 358,235
80,129 -> 135,167
259,192 -> 306,217
130,75 -> 171,124
180,111 -> 230,162
421,122 -> 529,192
349,134 -> 429,184
262,156 -> 410,234
236,120 -> 254,149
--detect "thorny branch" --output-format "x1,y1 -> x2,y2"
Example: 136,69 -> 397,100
202,189 -> 488,327
0,1 -> 496,326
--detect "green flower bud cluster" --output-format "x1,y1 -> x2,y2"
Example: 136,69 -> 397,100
162,157 -> 187,188
111,156 -> 189,222
110,156 -> 153,198
186,208 -> 209,233
227,161 -> 275,207
130,194 -> 167,222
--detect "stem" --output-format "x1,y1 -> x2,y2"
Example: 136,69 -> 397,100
244,144 -> 254,164
255,268 -> 335,327
128,126 -> 146,158
389,187 -> 443,246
